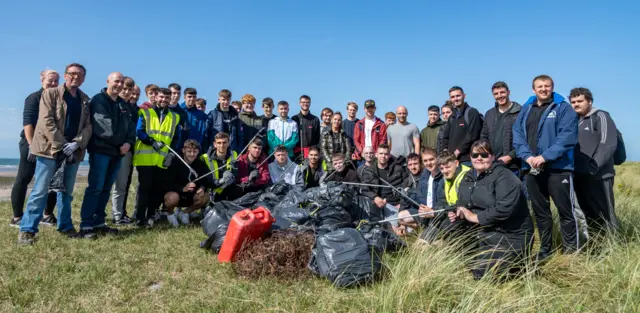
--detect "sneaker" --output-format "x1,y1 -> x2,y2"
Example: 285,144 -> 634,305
69,229 -> 98,240
167,213 -> 180,228
40,215 -> 57,226
95,226 -> 119,235
135,219 -> 147,228
17,232 -> 36,245
59,228 -> 79,237
146,218 -> 155,229
178,210 -> 190,225
9,217 -> 21,228
114,215 -> 133,226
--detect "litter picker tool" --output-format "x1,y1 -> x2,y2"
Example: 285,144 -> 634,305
192,127 -> 266,183
378,177 -> 421,208
166,145 -> 198,181
268,159 -> 299,190
367,206 -> 458,225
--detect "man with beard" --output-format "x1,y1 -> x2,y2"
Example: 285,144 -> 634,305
296,146 -> 326,189
292,95 -> 320,160
442,86 -> 483,165
481,81 -> 522,174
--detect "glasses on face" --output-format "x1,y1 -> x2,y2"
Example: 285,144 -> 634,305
471,152 -> 490,159
65,72 -> 84,78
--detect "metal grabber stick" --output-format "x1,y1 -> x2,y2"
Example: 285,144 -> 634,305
192,127 -> 266,183
377,177 -> 422,208
369,206 -> 458,225
166,145 -> 198,181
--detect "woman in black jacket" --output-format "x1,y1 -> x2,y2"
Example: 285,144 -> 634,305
321,112 -> 352,170
448,139 -> 534,280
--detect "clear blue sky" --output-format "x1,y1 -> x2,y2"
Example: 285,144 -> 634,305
1,0 -> 638,159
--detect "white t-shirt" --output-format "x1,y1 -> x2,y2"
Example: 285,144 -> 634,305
426,175 -> 434,208
364,118 -> 374,147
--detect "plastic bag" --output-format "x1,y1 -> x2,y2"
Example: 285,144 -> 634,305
49,159 -> 67,192
200,223 -> 229,253
278,206 -> 311,226
347,195 -> 383,222
201,201 -> 243,236
358,223 -> 406,253
312,204 -> 353,233
310,228 -> 382,288
233,191 -> 264,208
272,189 -> 308,213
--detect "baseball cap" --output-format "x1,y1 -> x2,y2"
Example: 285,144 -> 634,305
364,99 -> 376,108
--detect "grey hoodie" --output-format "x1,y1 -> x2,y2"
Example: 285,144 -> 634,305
268,157 -> 303,186
575,107 -> 618,179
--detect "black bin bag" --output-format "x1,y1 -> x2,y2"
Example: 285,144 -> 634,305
310,228 -> 382,288
358,223 -> 406,254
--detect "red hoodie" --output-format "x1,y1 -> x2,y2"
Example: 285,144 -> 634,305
353,117 -> 387,159
235,153 -> 270,186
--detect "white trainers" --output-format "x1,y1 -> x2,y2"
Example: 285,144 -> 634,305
167,213 -> 180,228
179,210 -> 190,225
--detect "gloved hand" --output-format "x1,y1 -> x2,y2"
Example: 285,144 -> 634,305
221,171 -> 235,187
239,181 -> 252,189
162,153 -> 175,168
248,169 -> 259,181
62,142 -> 79,156
27,145 -> 36,163
151,140 -> 165,152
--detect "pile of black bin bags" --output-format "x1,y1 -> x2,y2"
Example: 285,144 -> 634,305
200,182 -> 407,287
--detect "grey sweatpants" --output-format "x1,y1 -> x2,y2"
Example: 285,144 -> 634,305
111,151 -> 133,220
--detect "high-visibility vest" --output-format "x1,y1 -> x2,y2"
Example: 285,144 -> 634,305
303,161 -> 328,184
133,108 -> 180,168
201,151 -> 238,194
444,165 -> 470,206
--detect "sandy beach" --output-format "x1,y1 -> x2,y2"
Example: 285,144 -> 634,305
0,167 -> 90,201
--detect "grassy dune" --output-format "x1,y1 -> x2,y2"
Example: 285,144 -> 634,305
1,164 -> 639,312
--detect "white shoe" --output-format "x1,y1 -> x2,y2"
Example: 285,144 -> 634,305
179,210 -> 190,225
167,213 -> 180,227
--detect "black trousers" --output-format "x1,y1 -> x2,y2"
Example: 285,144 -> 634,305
574,174 -> 617,233
11,138 -> 56,218
526,170 -> 583,254
135,166 -> 166,221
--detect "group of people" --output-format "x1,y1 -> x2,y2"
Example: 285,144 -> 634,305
10,65 -> 623,279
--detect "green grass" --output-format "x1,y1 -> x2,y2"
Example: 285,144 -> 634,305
1,164 -> 640,312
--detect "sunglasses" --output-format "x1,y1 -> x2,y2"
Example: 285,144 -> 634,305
471,152 -> 490,159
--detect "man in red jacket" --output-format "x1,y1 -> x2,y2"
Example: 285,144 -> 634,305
353,99 -> 387,162
232,138 -> 270,197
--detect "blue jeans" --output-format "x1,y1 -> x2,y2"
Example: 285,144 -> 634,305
20,156 -> 79,233
79,153 -> 122,230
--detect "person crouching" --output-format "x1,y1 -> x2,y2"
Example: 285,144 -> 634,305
448,140 -> 534,280
163,139 -> 213,227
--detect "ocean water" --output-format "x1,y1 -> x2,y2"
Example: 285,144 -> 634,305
0,158 -> 89,172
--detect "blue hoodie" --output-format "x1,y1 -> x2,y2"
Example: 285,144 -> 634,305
512,92 -> 578,171
180,102 -> 209,148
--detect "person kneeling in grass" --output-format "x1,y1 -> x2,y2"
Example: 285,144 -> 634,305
163,139 -> 213,227
448,140 -> 534,280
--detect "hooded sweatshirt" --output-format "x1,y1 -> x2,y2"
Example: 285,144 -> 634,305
268,157 -> 302,186
575,107 -> 618,179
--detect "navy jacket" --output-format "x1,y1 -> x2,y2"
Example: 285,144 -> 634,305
180,103 -> 209,148
88,88 -> 136,157
513,92 -> 578,171
206,104 -> 241,153
408,169 -> 446,209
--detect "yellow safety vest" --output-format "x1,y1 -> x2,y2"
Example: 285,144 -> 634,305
133,108 -> 179,169
444,165 -> 471,206
304,161 -> 328,183
201,151 -> 238,194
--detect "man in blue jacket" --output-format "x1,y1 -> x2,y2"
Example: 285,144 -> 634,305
513,74 -> 583,261
180,87 -> 208,149
207,89 -> 241,153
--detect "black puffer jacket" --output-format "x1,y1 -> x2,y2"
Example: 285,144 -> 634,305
88,89 -> 136,157
457,163 -> 533,246
480,102 -> 522,170
360,156 -> 407,205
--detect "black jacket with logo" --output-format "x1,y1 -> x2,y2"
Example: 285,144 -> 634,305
88,88 -> 136,157
292,112 -> 320,149
442,103 -> 483,162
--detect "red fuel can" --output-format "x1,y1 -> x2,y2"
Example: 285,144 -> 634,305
218,207 -> 274,263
